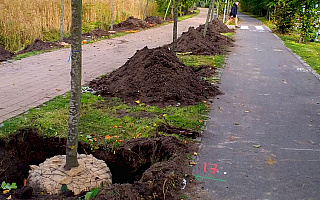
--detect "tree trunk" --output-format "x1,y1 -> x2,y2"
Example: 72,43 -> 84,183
164,0 -> 172,20
143,0 -> 149,20
216,1 -> 219,18
60,0 -> 64,42
210,0 -> 215,22
172,0 -> 178,52
65,0 -> 82,170
110,0 -> 114,30
222,0 -> 227,23
203,0 -> 214,37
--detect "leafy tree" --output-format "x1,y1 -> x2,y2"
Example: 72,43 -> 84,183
274,0 -> 296,34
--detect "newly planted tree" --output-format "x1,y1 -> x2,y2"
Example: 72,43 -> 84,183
173,0 -> 179,52
60,0 -> 64,42
203,0 -> 215,37
66,0 -> 82,170
110,0 -> 114,30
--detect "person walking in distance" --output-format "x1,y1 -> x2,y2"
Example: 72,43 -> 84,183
226,1 -> 240,28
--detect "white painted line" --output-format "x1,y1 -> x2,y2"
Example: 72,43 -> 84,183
240,26 -> 249,30
281,148 -> 320,152
255,26 -> 264,30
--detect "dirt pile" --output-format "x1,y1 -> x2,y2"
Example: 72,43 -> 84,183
18,39 -> 63,54
0,128 -> 196,200
112,16 -> 150,32
209,19 -> 233,33
172,25 -> 233,55
0,45 -> 14,61
145,16 -> 165,25
89,46 -> 222,106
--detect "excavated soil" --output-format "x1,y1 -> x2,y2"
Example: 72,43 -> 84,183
17,39 -> 64,55
112,16 -> 151,32
63,28 -> 110,44
0,128 -> 197,200
145,16 -> 165,25
171,25 -> 234,55
209,19 -> 233,33
89,46 -> 222,106
0,46 -> 14,61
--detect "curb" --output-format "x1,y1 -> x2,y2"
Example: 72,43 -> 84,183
271,32 -> 320,81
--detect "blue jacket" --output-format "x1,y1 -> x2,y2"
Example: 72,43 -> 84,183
230,3 -> 238,17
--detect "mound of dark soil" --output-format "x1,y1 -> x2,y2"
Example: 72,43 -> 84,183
209,19 -> 233,33
172,25 -> 233,55
112,16 -> 150,31
89,46 -> 222,106
18,39 -> 63,54
145,16 -> 165,25
0,45 -> 14,61
0,128 -> 196,200
63,28 -> 110,44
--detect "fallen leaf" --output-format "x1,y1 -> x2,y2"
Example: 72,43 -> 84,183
229,136 -> 237,141
193,152 -> 198,156
203,101 -> 207,103
135,100 -> 140,104
234,123 -> 240,125
184,140 -> 188,144
245,111 -> 250,113
49,69 -> 52,71
205,105 -> 210,108
93,137 -> 97,142
265,157 -> 276,165
163,114 -> 167,117
153,123 -> 157,127
90,133 -> 95,136
6,195 -> 11,200
118,126 -> 123,128
112,125 -> 118,128
116,139 -> 123,143
189,161 -> 196,165
56,89 -> 61,91
199,120 -> 203,123
105,135 -> 112,140
134,133 -> 142,138
130,123 -> 134,127
3,190 -> 10,194
253,145 -> 261,148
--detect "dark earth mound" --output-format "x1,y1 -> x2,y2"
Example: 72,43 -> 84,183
89,46 -> 222,106
17,39 -> 64,55
112,16 -> 150,32
63,28 -> 110,44
145,16 -> 165,25
209,19 -> 233,33
172,25 -> 233,55
0,45 -> 14,61
0,128 -> 196,200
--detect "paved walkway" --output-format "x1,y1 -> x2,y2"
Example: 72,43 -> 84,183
0,9 -> 208,123
194,13 -> 320,199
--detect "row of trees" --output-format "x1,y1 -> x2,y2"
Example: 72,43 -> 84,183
241,0 -> 320,42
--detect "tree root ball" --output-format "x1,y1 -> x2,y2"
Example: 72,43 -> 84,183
27,154 -> 112,195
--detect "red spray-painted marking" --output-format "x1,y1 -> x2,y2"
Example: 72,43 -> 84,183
204,163 -> 218,174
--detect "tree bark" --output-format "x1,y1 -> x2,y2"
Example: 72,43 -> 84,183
65,0 -> 82,170
60,0 -> 64,42
203,0 -> 214,37
172,0 -> 179,52
110,0 -> 114,30
209,0 -> 215,23
143,0 -> 149,20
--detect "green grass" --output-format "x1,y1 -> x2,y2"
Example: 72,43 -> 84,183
177,54 -> 225,68
178,10 -> 200,21
221,32 -> 235,39
278,34 -> 320,74
0,93 -> 209,144
13,50 -> 47,60
0,53 -> 225,146
242,11 -> 320,75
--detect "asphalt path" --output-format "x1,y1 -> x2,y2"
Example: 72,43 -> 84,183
0,8 -> 208,123
193,13 -> 320,200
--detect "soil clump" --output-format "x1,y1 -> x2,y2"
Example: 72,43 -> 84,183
112,16 -> 150,32
209,19 -> 233,33
17,39 -> 64,55
170,25 -> 233,55
145,16 -> 165,25
0,46 -> 14,61
0,128 -> 197,200
89,46 -> 222,106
